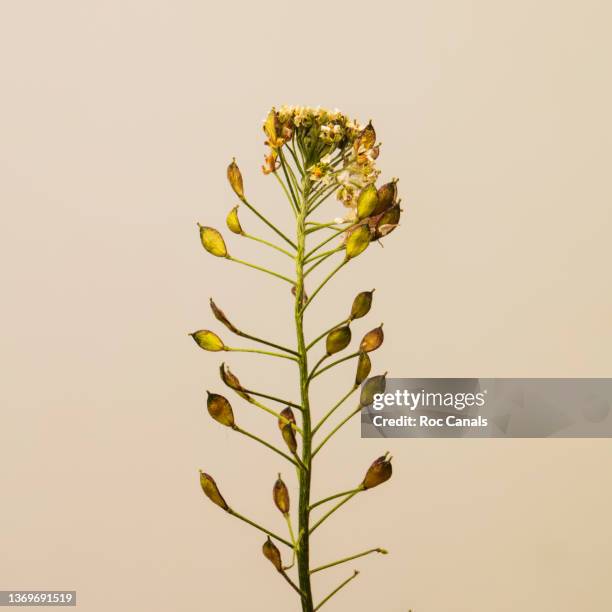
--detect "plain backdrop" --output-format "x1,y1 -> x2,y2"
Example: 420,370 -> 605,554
1,1 -> 611,611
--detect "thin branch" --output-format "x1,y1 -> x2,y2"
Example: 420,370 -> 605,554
312,385 -> 358,434
233,426 -> 299,467
241,197 -> 297,249
307,354 -> 328,382
227,256 -> 295,285
311,548 -> 387,574
309,486 -> 363,511
242,388 -> 302,411
280,570 -> 305,597
248,397 -> 304,434
310,490 -> 362,534
243,233 -> 295,259
225,346 -> 298,362
312,406 -> 360,457
306,319 -> 349,352
311,352 -> 359,379
227,509 -> 292,548
313,571 -> 360,611
304,248 -> 343,276
301,260 -> 347,312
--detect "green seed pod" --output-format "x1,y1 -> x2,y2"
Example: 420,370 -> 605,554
262,537 -> 283,572
226,206 -> 244,235
356,184 -> 379,220
209,299 -> 239,334
199,471 -> 229,510
278,407 -> 296,431
325,325 -> 351,356
281,423 -> 298,454
362,453 -> 393,490
190,330 -> 225,352
373,179 -> 398,216
227,158 -> 245,200
206,391 -> 235,428
359,324 -> 384,353
349,289 -> 375,320
273,474 -> 290,514
345,224 -> 371,260
355,352 -> 372,385
375,204 -> 401,238
198,224 -> 228,257
360,373 -> 387,406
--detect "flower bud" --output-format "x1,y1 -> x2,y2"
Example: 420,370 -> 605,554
362,453 -> 393,490
325,325 -> 351,356
349,290 -> 374,320
281,423 -> 298,454
199,471 -> 229,510
206,391 -> 235,428
356,184 -> 379,220
226,206 -> 243,235
198,224 -> 228,258
262,537 -> 283,571
219,363 -> 250,400
345,224 -> 371,260
190,330 -> 225,351
209,299 -> 239,334
360,373 -> 387,406
278,407 -> 296,431
359,324 -> 384,353
373,180 -> 398,216
273,474 -> 290,514
375,204 -> 401,238
227,158 -> 244,200
355,352 -> 372,385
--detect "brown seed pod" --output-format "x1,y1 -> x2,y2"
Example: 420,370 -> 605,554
362,453 -> 393,490
199,471 -> 229,510
273,474 -> 290,515
359,324 -> 384,353
325,325 -> 351,356
206,392 -> 235,428
373,179 -> 398,216
355,352 -> 372,386
198,224 -> 228,258
227,158 -> 245,200
281,423 -> 298,454
190,330 -> 225,352
209,299 -> 240,334
349,289 -> 375,321
226,206 -> 243,235
278,407 -> 296,431
375,203 -> 401,238
360,373 -> 387,407
262,537 -> 283,572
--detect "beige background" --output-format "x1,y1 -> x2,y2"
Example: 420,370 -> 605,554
1,1 -> 611,611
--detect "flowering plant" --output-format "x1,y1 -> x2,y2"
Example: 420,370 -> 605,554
192,106 -> 402,611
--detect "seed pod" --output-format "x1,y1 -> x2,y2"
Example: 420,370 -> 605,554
198,224 -> 228,257
262,537 -> 283,572
356,120 -> 376,150
273,474 -> 290,514
356,184 -> 379,220
345,224 -> 371,260
206,391 -> 235,427
278,407 -> 296,431
349,289 -> 375,321
227,158 -> 244,200
190,330 -> 225,352
209,299 -> 239,334
226,206 -> 243,235
281,423 -> 298,454
360,324 -> 384,353
373,180 -> 398,216
360,373 -> 387,406
362,453 -> 393,490
355,352 -> 372,385
375,204 -> 401,238
326,325 -> 351,356
199,471 -> 229,510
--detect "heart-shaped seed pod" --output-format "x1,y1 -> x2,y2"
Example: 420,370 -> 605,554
262,537 -> 283,572
190,330 -> 225,352
356,184 -> 379,220
345,225 -> 371,260
359,324 -> 384,353
360,373 -> 387,406
355,352 -> 372,385
209,299 -> 240,334
281,423 -> 298,454
206,392 -> 235,428
362,453 -> 393,490
226,206 -> 244,235
227,158 -> 245,200
326,325 -> 351,356
372,179 -> 398,216
349,289 -> 375,321
198,224 -> 228,257
273,474 -> 290,514
278,407 -> 296,431
199,471 -> 229,510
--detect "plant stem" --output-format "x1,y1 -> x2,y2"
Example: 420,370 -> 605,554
310,548 -> 387,574
312,406 -> 361,457
313,571 -> 359,611
240,197 -> 297,249
225,346 -> 297,362
306,319 -> 349,352
248,398 -> 303,434
243,233 -> 295,259
233,331 -> 298,356
312,386 -> 358,434
301,260 -> 347,312
227,508 -> 292,548
309,490 -> 361,534
310,351 -> 360,379
242,389 -> 302,411
233,426 -> 299,468
309,486 -> 363,511
227,256 -> 295,285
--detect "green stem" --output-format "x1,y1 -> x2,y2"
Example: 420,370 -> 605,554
312,386 -> 358,435
306,319 -> 349,352
309,490 -> 361,534
304,246 -> 343,265
273,171 -> 298,218
280,570 -> 305,597
310,548 -> 387,574
304,249 -> 342,276
233,426 -> 299,468
227,508 -> 292,548
312,406 -> 361,458
241,197 -> 297,249
311,352 -> 360,379
227,256 -> 295,285
243,233 -> 295,259
313,571 -> 360,611
248,398 -> 304,434
301,260 -> 347,312
242,389 -> 302,411
309,486 -> 363,511
225,346 -> 297,362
